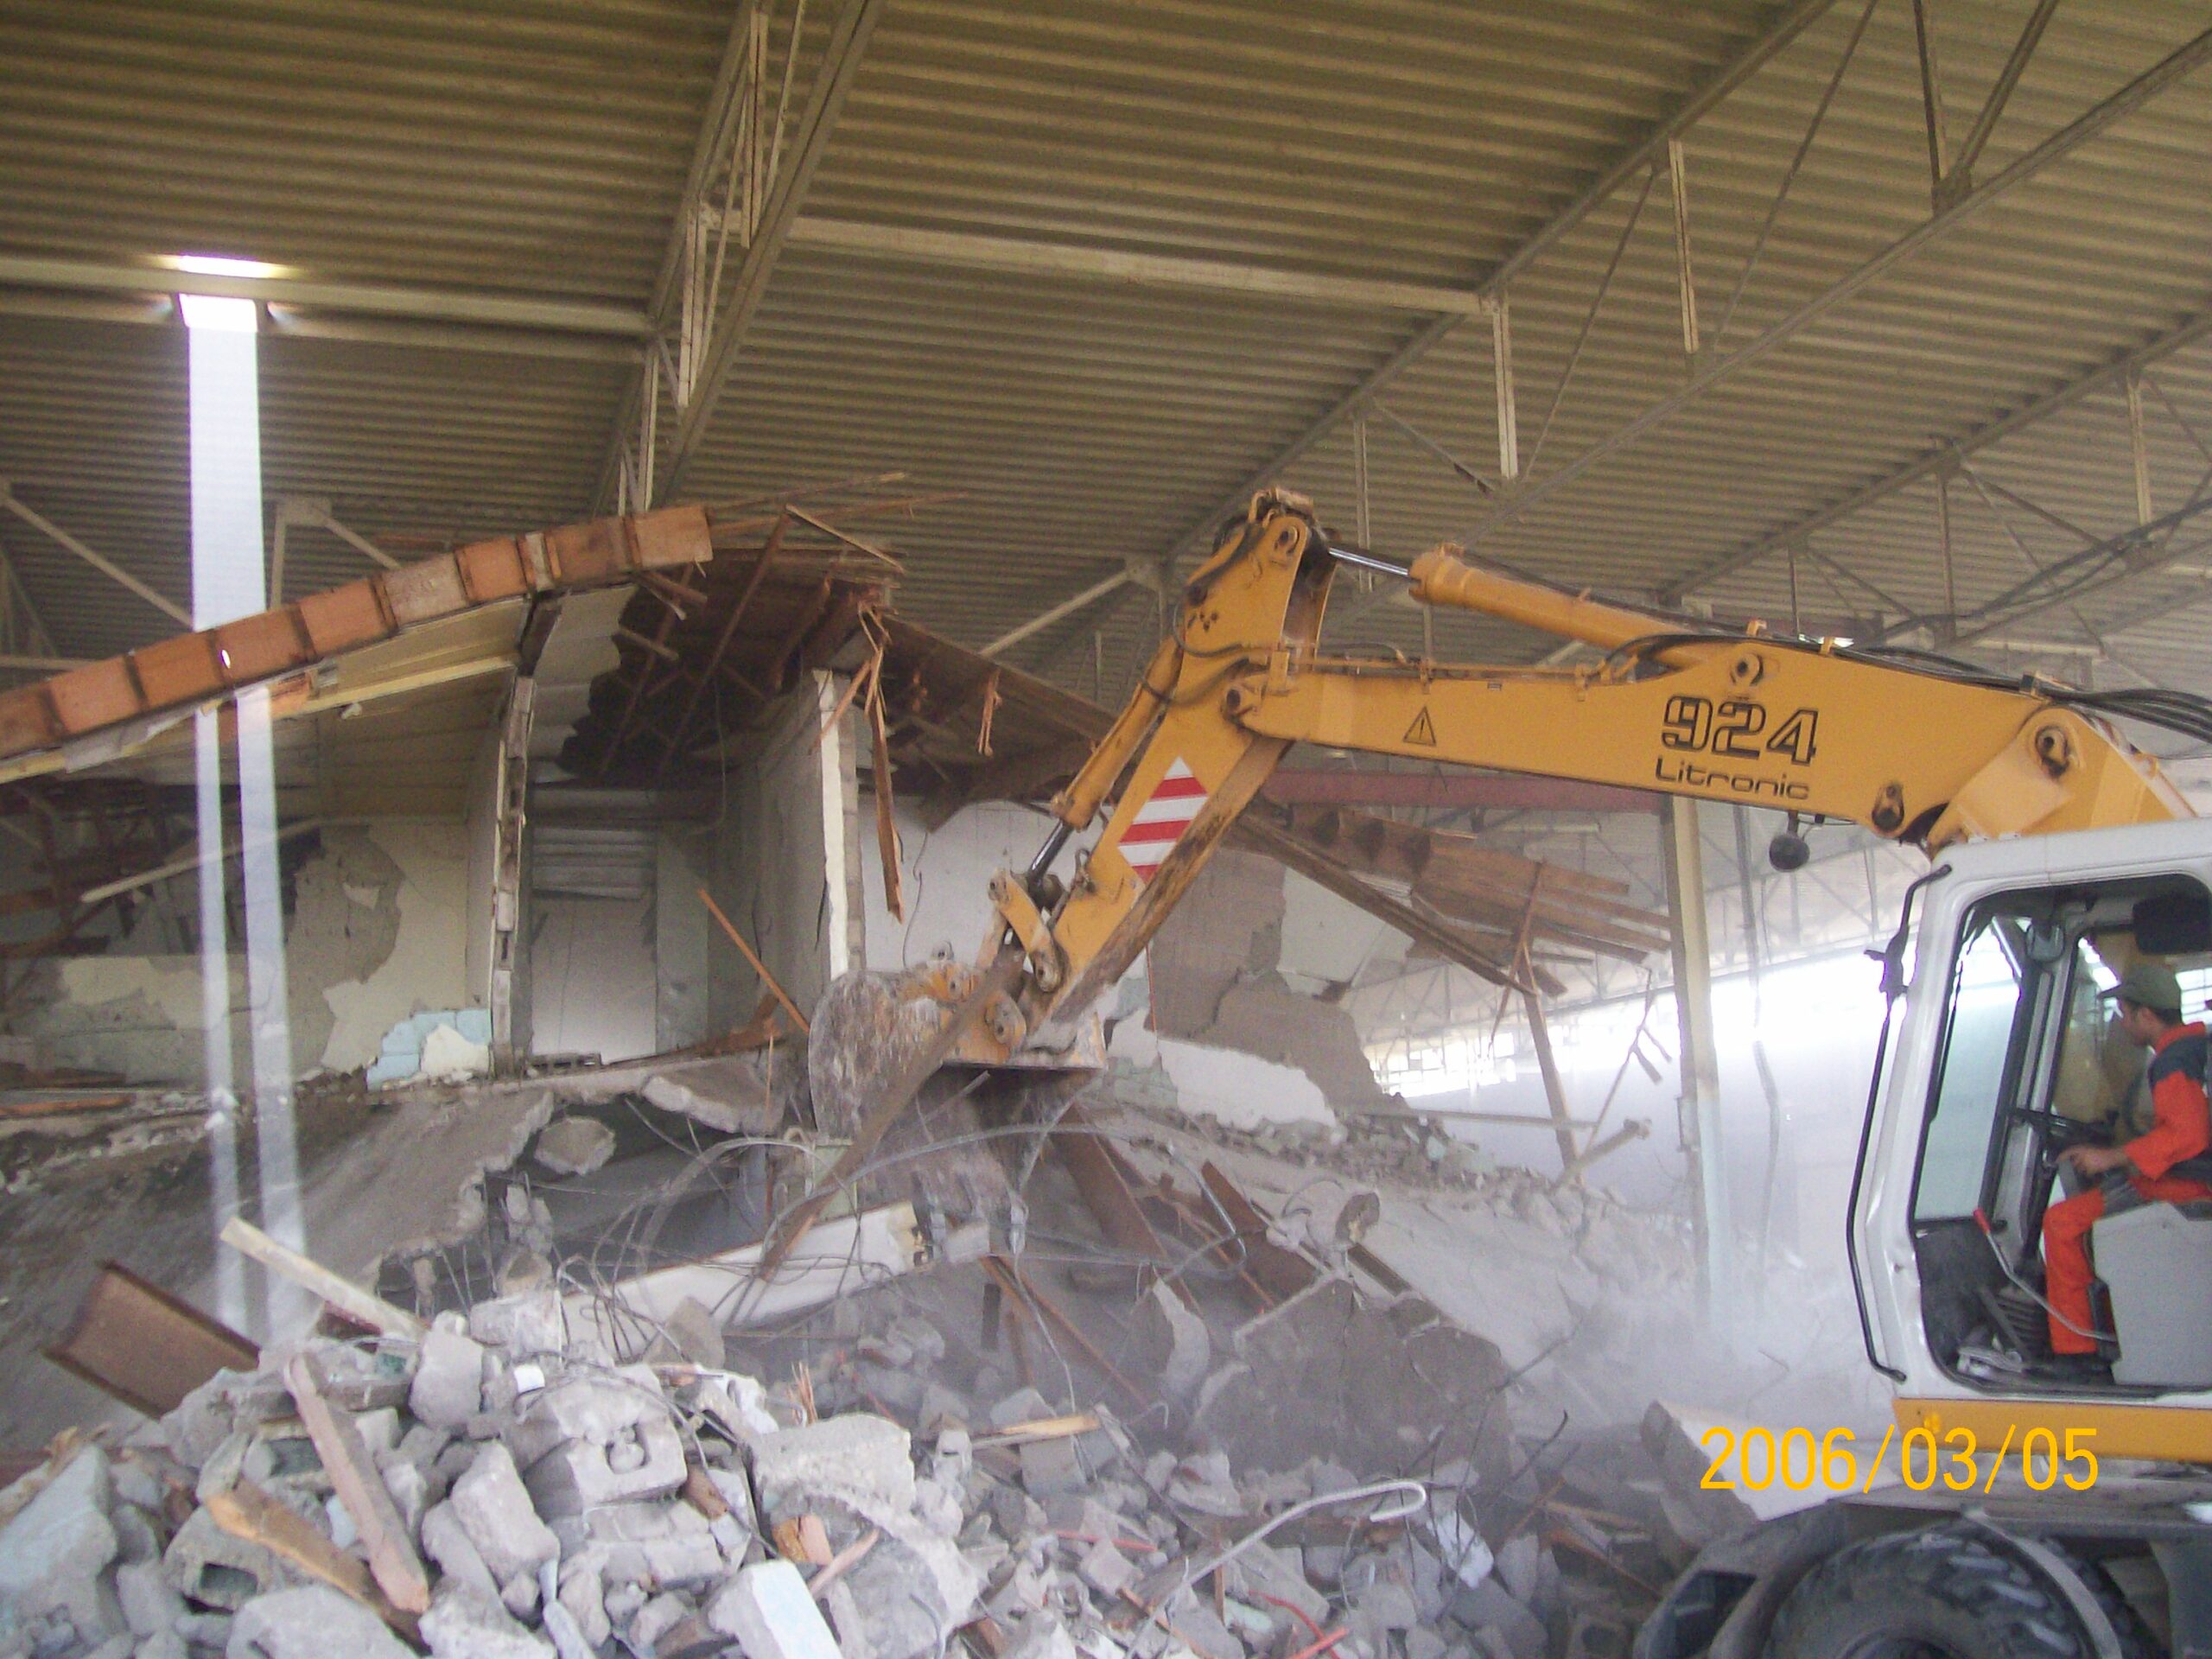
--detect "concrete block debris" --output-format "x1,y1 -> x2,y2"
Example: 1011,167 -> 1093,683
2,1026 -> 1722,1659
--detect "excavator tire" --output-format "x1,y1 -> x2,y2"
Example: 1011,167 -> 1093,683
1765,1521 -> 2159,1659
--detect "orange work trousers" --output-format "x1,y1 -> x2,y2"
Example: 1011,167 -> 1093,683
2043,1176 -> 2212,1355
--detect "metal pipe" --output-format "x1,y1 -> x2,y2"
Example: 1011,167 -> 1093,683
1026,821 -> 1072,878
1323,542 -> 1411,581
1409,544 -> 1677,656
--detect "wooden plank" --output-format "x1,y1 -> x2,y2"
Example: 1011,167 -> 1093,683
0,1091 -> 132,1119
1232,816 -> 1551,995
218,1217 -> 427,1341
283,1354 -> 431,1614
698,887 -> 810,1034
1521,990 -> 1580,1169
927,737 -> 1091,822
205,1478 -> 419,1640
1198,1162 -> 1321,1302
1414,880 -> 1669,962
43,1262 -> 258,1417
1052,1100 -> 1171,1262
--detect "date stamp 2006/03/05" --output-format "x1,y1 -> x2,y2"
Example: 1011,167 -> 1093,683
1699,1424 -> 2101,1496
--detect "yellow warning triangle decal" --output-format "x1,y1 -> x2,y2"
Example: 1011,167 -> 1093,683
1403,707 -> 1437,747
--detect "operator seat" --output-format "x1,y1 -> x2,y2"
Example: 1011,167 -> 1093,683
2090,1198 -> 2212,1386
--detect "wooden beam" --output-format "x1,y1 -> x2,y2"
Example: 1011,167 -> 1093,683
283,1355 -> 430,1615
206,1479 -> 420,1638
1262,770 -> 1655,812
218,1217 -> 426,1340
1231,814 -> 1549,994
927,736 -> 1091,823
1052,1100 -> 1171,1263
652,511 -> 789,778
1521,988 -> 1580,1170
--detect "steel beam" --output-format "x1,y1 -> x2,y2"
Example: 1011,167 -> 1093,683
1469,21 -> 2212,559
1664,305 -> 2212,603
1141,0 -> 1843,571
982,569 -> 1135,658
592,1 -> 769,511
0,254 -> 648,339
658,0 -> 887,499
1945,0 -> 2063,201
1661,796 -> 1732,1329
785,217 -> 1498,315
0,484 -> 190,626
0,287 -> 644,363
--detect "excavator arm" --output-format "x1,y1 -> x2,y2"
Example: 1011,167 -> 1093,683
966,492 -> 2191,1058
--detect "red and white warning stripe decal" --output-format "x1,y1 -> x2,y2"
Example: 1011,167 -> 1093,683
1118,758 -> 1208,880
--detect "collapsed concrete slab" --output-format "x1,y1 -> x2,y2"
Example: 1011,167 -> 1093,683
1191,1277 -> 1511,1486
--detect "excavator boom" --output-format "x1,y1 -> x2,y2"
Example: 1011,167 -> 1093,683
976,492 -> 2189,1055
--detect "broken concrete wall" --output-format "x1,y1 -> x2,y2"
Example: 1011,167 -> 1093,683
10,822 -> 474,1084
861,799 -> 1061,970
310,822 -> 471,1072
655,827 -> 712,1052
709,671 -> 860,1032
462,709 -> 502,1008
861,802 -> 1384,1116
1108,1020 -> 1336,1132
1147,849 -> 1387,1112
1147,849 -> 1285,1037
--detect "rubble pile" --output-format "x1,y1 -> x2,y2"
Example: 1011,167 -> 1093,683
1128,1105 -> 1504,1193
0,1230 -> 1708,1659
0,1014 -> 1787,1659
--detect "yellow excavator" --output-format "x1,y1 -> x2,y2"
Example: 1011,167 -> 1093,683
812,491 -> 2212,1656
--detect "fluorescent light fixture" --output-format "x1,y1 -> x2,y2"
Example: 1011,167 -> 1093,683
178,293 -> 258,333
168,253 -> 286,280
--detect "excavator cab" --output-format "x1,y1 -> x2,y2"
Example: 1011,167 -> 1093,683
1855,819 -> 2212,1433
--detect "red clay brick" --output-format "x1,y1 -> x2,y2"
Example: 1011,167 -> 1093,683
626,504 -> 713,569
47,658 -> 142,734
0,685 -> 56,756
128,632 -> 226,706
214,609 -> 310,684
296,581 -> 391,655
544,515 -> 626,583
456,537 -> 530,602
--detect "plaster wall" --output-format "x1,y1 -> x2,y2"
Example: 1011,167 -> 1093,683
530,894 -> 658,1063
655,826 -> 712,1052
860,798 -> 1385,1112
14,821 -> 474,1084
709,671 -> 858,1031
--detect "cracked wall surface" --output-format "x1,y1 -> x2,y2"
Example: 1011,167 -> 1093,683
10,821 -> 473,1084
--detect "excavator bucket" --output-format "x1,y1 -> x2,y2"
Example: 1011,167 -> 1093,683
779,960 -> 1098,1253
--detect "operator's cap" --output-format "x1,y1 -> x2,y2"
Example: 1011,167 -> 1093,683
2102,960 -> 2183,1014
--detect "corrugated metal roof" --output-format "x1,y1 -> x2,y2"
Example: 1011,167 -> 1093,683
1,0 -> 2209,715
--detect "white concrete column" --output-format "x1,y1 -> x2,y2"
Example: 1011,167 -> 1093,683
1662,797 -> 1732,1331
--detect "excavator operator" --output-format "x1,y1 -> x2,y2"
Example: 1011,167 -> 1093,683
2042,960 -> 2212,1376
